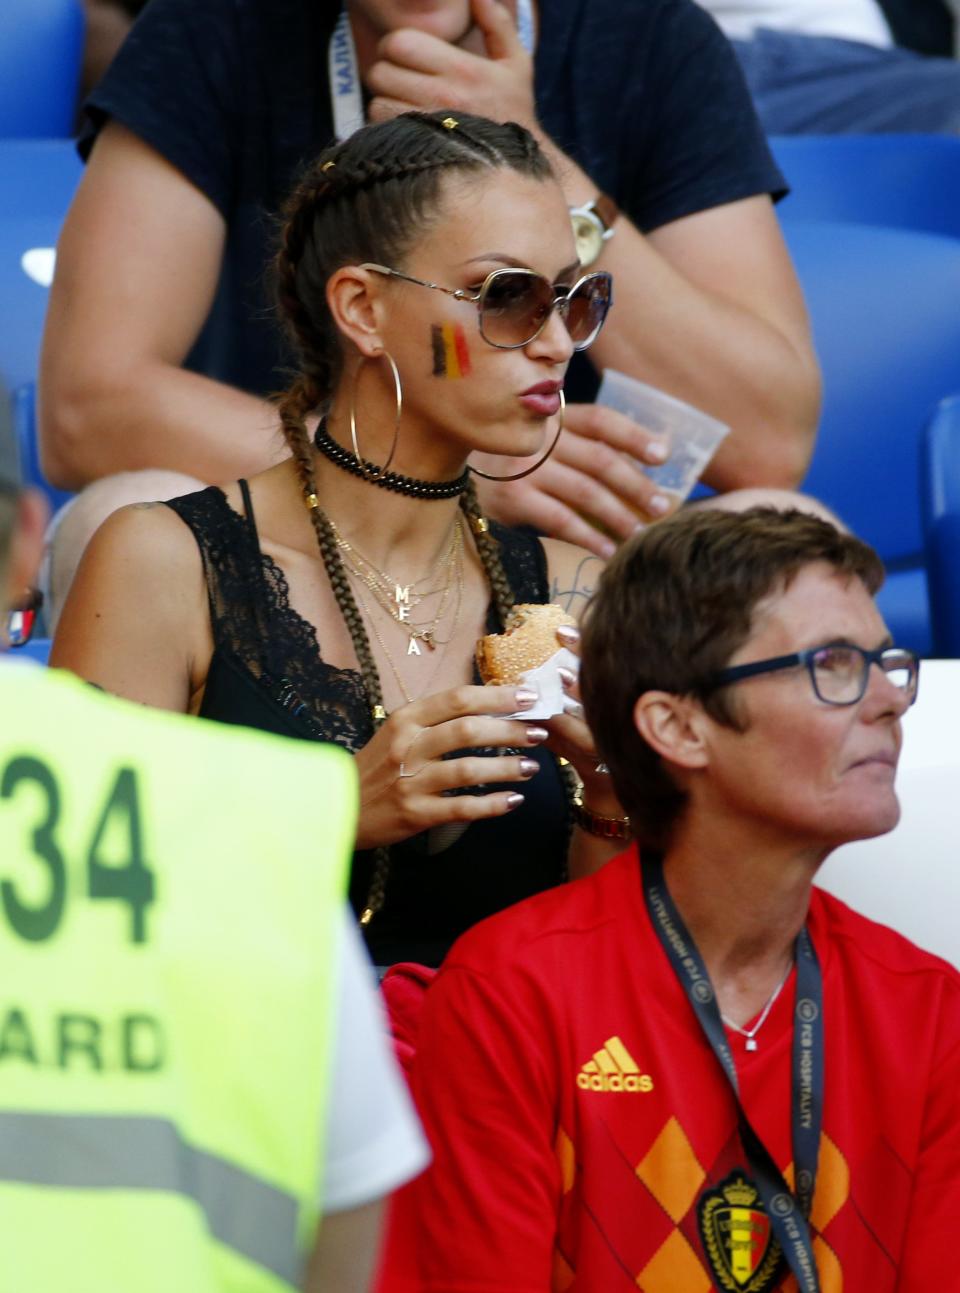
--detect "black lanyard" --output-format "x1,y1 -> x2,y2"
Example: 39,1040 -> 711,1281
641,854 -> 824,1292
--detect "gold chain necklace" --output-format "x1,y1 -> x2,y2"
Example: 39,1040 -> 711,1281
339,523 -> 462,605
333,516 -> 464,654
353,559 -> 465,705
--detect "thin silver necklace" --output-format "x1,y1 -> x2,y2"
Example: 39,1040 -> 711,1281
720,963 -> 792,1052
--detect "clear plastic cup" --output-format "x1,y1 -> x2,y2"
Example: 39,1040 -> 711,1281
595,369 -> 730,507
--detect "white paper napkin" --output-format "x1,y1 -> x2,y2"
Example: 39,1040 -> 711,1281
504,646 -> 580,720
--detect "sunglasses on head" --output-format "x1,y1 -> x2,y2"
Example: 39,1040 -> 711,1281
361,263 -> 613,351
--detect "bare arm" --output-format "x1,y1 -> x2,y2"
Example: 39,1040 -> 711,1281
303,1200 -> 384,1293
49,502 -> 204,712
39,122 -> 288,490
588,192 -> 820,491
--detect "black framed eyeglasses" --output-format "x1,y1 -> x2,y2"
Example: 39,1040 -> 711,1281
7,588 -> 42,648
704,643 -> 920,708
361,263 -> 613,351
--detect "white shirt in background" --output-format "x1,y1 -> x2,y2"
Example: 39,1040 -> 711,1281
322,912 -> 429,1211
698,0 -> 894,47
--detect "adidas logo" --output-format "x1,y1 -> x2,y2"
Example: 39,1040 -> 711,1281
577,1036 -> 654,1093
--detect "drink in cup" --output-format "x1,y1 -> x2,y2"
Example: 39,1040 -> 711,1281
596,369 -> 730,511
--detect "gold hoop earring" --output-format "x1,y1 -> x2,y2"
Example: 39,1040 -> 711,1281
470,389 -> 565,483
350,350 -> 403,481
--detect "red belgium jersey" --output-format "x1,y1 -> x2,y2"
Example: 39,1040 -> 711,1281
390,846 -> 960,1292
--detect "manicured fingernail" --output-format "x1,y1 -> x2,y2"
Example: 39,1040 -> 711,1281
649,493 -> 671,516
506,793 -> 525,809
645,440 -> 669,463
600,539 -> 617,559
555,624 -> 580,645
514,687 -> 539,707
557,666 -> 576,688
525,726 -> 549,742
519,759 -> 540,778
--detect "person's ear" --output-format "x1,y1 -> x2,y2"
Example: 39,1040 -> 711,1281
326,265 -> 388,359
6,489 -> 48,605
633,691 -> 710,772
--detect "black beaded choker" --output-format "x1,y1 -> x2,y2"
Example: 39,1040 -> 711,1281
313,421 -> 469,500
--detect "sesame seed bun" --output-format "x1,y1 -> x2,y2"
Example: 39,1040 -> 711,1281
476,603 -> 576,685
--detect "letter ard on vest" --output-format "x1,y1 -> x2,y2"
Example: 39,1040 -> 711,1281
0,667 -> 356,1292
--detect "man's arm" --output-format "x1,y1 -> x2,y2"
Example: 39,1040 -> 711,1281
304,1200 -> 383,1293
307,914 -> 429,1291
39,122 -> 288,490
591,191 -> 821,492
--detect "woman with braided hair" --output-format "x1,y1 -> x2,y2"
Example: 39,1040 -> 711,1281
52,110 -> 627,966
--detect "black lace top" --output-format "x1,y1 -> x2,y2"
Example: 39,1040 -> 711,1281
165,485 -> 571,967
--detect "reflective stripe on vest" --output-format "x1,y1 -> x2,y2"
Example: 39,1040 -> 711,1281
0,1111 -> 300,1285
0,665 -> 357,1292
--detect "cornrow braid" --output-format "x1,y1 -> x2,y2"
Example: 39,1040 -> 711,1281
457,478 -> 580,847
277,375 -> 396,927
271,110 -> 553,398
269,112 -> 573,922
276,375 -> 386,722
458,479 -> 514,630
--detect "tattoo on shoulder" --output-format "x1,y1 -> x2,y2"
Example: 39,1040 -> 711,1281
550,555 -> 603,613
129,501 -> 162,512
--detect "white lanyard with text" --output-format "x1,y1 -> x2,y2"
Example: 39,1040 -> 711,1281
641,853 -> 824,1292
328,0 -> 536,143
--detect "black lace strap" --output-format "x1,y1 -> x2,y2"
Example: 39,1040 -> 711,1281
487,521 -> 550,617
236,478 -> 282,677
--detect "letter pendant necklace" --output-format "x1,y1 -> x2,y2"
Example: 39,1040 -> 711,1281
720,964 -> 791,1052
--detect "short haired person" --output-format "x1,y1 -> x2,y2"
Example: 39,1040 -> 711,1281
39,0 -> 820,582
51,112 -> 627,969
0,420 -> 427,1289
392,507 -> 960,1290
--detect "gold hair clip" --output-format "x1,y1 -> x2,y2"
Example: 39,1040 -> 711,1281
305,492 -> 320,510
442,117 -> 459,130
469,514 -> 489,534
321,160 -> 336,172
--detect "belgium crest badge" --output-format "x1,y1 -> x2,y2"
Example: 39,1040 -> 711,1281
697,1171 -> 783,1292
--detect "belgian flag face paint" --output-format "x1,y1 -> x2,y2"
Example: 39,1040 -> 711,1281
431,322 -> 472,379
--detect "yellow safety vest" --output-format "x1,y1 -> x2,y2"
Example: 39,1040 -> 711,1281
0,665 -> 356,1292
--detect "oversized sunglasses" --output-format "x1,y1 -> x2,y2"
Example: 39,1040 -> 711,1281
361,263 -> 613,351
704,643 -> 919,708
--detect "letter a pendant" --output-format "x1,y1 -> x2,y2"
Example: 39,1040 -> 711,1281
407,637 -> 421,656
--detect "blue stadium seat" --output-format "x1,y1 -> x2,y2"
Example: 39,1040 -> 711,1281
0,139 -> 82,507
12,383 -> 72,511
14,637 -> 52,666
782,220 -> 960,657
771,134 -> 960,240
0,0 -> 85,139
0,139 -> 83,393
922,396 -> 960,657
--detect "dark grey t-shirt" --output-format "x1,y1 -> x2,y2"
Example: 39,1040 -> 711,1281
80,0 -> 784,403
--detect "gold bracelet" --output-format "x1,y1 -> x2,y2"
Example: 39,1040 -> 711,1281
571,787 -> 631,840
